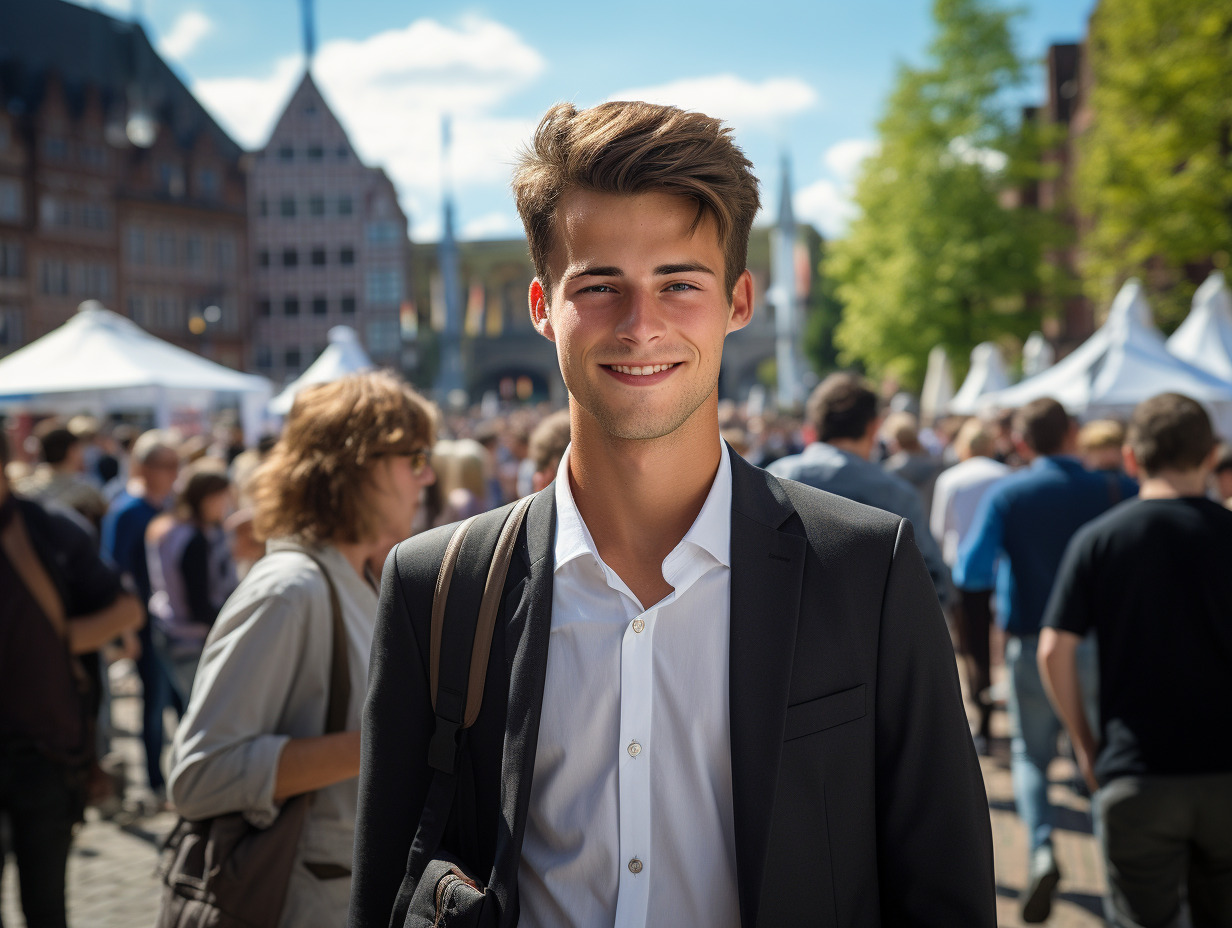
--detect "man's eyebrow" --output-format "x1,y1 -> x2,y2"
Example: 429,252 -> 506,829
654,262 -> 716,277
566,265 -> 624,281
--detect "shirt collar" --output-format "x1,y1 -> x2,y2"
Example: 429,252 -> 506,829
553,441 -> 733,575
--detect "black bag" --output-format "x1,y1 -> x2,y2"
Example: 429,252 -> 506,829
155,551 -> 350,928
395,495 -> 534,928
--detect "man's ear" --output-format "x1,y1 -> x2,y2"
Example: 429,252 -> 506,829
726,269 -> 754,335
1122,444 -> 1140,479
529,279 -> 555,342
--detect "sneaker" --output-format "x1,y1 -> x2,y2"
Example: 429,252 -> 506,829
1021,843 -> 1061,923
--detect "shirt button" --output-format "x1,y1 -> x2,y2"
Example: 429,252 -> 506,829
628,858 -> 644,874
627,740 -> 641,757
632,618 -> 645,633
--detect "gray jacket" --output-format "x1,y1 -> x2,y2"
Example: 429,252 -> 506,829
169,540 -> 378,928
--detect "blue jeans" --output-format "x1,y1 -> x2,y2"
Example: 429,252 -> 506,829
1005,633 -> 1099,853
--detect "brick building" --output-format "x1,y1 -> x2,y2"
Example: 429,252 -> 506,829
247,72 -> 410,386
0,0 -> 249,369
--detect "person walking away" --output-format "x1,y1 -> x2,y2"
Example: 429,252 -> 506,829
929,418 -> 1010,752
167,371 -> 436,928
0,432 -> 142,928
101,431 -> 181,806
770,372 -> 951,604
882,411 -> 944,517
1039,392 -> 1232,928
145,467 -> 237,704
955,397 -> 1138,923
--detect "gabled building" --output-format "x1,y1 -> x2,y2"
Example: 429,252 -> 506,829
0,0 -> 249,368
247,72 -> 410,385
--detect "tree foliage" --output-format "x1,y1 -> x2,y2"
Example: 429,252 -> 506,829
1076,0 -> 1232,326
829,0 -> 1063,389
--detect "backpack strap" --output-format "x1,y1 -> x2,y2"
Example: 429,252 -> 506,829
427,494 -> 534,774
298,551 -> 350,736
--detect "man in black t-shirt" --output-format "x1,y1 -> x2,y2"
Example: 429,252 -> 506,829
1039,393 -> 1232,928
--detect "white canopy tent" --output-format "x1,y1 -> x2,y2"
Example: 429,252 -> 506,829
1022,332 -> 1055,379
1166,271 -> 1232,384
268,325 -> 373,415
919,345 -> 955,425
978,279 -> 1232,436
0,302 -> 272,443
947,342 -> 1011,415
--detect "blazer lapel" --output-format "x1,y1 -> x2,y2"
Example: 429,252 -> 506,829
489,488 -> 556,923
728,453 -> 806,928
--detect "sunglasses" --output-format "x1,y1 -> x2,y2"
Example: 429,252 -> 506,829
378,447 -> 432,475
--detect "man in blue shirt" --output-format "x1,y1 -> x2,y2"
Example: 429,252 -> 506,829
770,372 -> 950,603
955,397 -> 1136,923
101,430 -> 180,802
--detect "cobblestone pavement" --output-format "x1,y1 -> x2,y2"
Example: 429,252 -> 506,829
3,659 -> 1111,927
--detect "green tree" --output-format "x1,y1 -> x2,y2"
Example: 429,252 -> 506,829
829,0 -> 1062,389
1076,0 -> 1232,326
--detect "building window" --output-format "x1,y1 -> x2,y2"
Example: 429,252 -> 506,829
80,203 -> 110,230
280,197 -> 296,218
285,347 -> 301,369
366,318 -> 400,355
256,345 -> 272,369
216,235 -> 236,271
0,305 -> 21,348
339,246 -> 354,266
337,145 -> 348,160
79,143 -> 107,170
312,296 -> 327,316
258,197 -> 269,217
341,295 -> 356,315
78,264 -> 113,298
185,236 -> 204,268
257,249 -> 270,268
257,298 -> 271,317
310,247 -> 326,267
366,269 -> 402,305
0,241 -> 22,278
197,169 -> 219,199
126,226 -> 145,265
337,196 -> 353,216
155,296 -> 180,330
156,232 -> 177,266
0,179 -> 22,221
278,145 -> 294,162
366,221 -> 400,244
309,195 -> 325,217
40,196 -> 72,229
282,248 -> 298,268
39,260 -> 70,295
283,296 -> 299,316
127,295 -> 146,325
158,162 -> 185,197
307,144 -> 323,161
304,104 -> 318,117
42,136 -> 68,161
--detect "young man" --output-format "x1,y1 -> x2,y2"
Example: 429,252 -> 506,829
954,397 -> 1137,923
1039,393 -> 1232,928
351,102 -> 994,928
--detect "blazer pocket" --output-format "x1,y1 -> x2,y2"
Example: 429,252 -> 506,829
783,684 -> 867,741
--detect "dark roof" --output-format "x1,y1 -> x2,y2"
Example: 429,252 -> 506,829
0,0 -> 242,160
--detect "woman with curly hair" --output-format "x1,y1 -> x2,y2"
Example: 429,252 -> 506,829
166,371 -> 435,927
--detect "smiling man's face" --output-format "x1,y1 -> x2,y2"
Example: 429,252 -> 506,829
530,189 -> 753,443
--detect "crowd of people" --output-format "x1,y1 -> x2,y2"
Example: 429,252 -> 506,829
1,374 -> 1227,926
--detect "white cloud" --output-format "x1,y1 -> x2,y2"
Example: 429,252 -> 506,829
794,178 -> 858,239
158,10 -> 213,62
193,14 -> 545,230
823,138 -> 879,183
461,211 -> 523,242
608,75 -> 819,129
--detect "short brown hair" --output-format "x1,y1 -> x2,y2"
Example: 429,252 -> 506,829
250,372 -> 436,545
176,467 -> 231,523
512,101 -> 761,296
1077,419 -> 1125,452
1127,393 -> 1214,476
807,373 -> 880,443
1013,398 -> 1071,456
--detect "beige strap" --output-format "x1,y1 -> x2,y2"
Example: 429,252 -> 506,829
430,514 -> 478,713
464,495 -> 533,728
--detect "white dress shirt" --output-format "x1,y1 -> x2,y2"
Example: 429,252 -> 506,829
518,444 -> 740,928
929,455 -> 1010,566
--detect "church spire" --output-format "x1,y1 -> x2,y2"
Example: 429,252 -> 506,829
300,0 -> 316,68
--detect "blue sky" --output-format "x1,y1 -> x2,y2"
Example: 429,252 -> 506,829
77,0 -> 1094,243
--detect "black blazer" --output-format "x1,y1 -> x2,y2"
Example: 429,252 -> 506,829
350,452 -> 996,927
